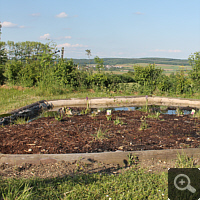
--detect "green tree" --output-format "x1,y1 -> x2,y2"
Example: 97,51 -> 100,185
0,42 -> 7,84
85,49 -> 92,69
133,64 -> 163,93
94,56 -> 104,73
189,52 -> 200,90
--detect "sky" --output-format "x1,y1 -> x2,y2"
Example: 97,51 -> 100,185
0,0 -> 200,59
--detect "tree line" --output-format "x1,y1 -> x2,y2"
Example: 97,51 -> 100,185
0,41 -> 199,96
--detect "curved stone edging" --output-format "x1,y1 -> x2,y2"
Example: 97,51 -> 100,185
0,148 -> 199,166
48,96 -> 200,109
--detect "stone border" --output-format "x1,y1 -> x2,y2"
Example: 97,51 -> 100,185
0,148 -> 199,167
48,96 -> 200,109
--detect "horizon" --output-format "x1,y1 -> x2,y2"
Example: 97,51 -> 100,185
1,0 -> 200,60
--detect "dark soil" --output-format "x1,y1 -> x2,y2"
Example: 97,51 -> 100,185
0,108 -> 200,179
1,109 -> 200,154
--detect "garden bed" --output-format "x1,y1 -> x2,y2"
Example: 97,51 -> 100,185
0,108 -> 200,178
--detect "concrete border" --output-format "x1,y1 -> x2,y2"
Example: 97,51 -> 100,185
48,96 -> 200,109
0,148 -> 200,167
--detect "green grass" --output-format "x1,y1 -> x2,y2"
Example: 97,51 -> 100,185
0,166 -> 168,200
0,153 -> 199,200
1,85 -> 200,115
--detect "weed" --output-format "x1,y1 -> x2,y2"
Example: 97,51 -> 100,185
113,117 -> 125,125
106,115 -> 112,121
55,113 -> 63,121
14,117 -> 28,125
176,107 -> 183,116
193,109 -> 200,118
139,116 -> 148,130
91,127 -> 108,141
147,112 -> 160,120
127,153 -> 138,166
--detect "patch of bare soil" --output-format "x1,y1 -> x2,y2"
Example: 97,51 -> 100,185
0,109 -> 200,178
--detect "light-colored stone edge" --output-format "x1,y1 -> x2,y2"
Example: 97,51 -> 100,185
48,96 -> 200,108
0,148 -> 199,167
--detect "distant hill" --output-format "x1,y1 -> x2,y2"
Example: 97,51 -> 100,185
67,57 -> 189,66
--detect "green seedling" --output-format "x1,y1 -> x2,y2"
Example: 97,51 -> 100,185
139,116 -> 148,130
106,115 -> 112,121
127,153 -> 138,166
55,113 -> 63,121
176,107 -> 183,116
14,117 -> 28,125
113,117 -> 125,125
147,112 -> 160,120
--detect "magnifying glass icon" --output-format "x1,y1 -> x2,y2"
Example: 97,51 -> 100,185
174,174 -> 196,193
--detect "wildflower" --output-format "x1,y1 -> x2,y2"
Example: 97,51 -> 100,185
146,95 -> 148,99
86,96 -> 88,101
191,109 -> 195,115
107,110 -> 111,115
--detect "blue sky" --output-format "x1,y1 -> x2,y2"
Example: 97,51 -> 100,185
1,0 -> 200,59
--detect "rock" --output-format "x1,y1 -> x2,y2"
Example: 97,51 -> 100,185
118,146 -> 124,150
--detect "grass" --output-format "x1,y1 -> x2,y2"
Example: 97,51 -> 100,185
0,153 -> 199,200
14,117 -> 28,125
1,84 -> 200,115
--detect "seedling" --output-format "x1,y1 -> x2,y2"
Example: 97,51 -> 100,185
127,153 -> 138,166
176,107 -> 183,116
91,127 -> 108,141
55,113 -> 63,121
147,112 -> 160,120
139,116 -> 148,130
106,115 -> 112,121
113,117 -> 125,125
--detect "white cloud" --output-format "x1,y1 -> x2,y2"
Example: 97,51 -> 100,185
56,12 -> 68,18
55,36 -> 72,40
39,33 -> 51,40
57,43 -> 88,48
2,21 -> 25,28
134,12 -> 144,15
2,21 -> 18,28
152,49 -> 181,53
31,13 -> 40,17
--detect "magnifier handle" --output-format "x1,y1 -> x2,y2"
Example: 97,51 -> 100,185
187,185 -> 196,193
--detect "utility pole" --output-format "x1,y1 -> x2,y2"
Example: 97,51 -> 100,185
61,47 -> 64,59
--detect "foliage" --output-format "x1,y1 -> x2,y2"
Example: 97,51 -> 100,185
147,112 -> 161,120
94,56 -> 104,73
189,51 -> 200,90
139,116 -> 148,130
0,42 -> 7,85
133,64 -> 163,94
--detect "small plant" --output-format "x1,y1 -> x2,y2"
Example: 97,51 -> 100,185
92,127 -> 108,141
14,117 -> 28,125
55,113 -> 63,121
139,116 -> 148,130
127,153 -> 138,166
106,115 -> 112,121
176,107 -> 183,116
145,95 -> 149,113
113,117 -> 125,125
91,112 -> 97,117
86,96 -> 89,110
147,112 -> 160,120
